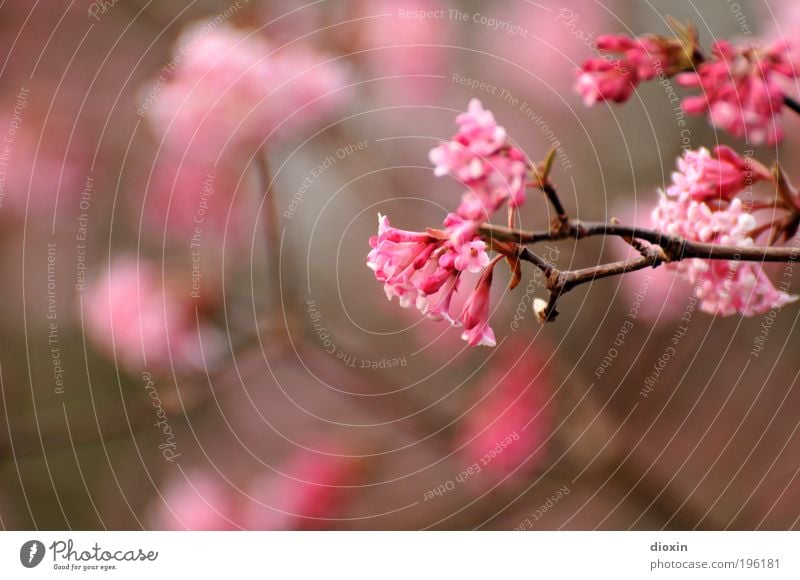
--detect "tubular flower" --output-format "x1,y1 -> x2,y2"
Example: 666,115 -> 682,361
367,212 -> 500,346
429,99 -> 529,220
678,40 -> 799,145
667,146 -> 772,202
460,265 -> 497,347
652,194 -> 797,316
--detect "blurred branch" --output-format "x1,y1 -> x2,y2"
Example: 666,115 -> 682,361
784,95 -> 800,116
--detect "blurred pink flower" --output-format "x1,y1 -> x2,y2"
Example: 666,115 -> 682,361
575,57 -> 638,106
245,449 -> 361,530
144,156 -> 252,240
144,19 -> 349,162
679,40 -> 798,145
82,257 -> 222,373
151,470 -> 239,531
0,104 -> 86,225
457,340 -> 553,487
353,0 -> 453,103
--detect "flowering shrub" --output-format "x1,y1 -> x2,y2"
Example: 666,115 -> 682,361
367,93 -> 800,345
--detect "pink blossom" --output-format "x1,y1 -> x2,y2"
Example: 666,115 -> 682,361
455,240 -> 490,273
429,99 -> 529,220
678,40 -> 798,145
367,212 -> 499,346
652,195 -> 797,316
576,32 -> 695,106
667,146 -> 771,202
460,267 -> 496,347
82,257 -> 222,372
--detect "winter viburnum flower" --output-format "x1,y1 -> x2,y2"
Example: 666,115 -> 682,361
652,194 -> 797,316
459,265 -> 496,347
367,212 -> 500,346
429,99 -> 529,220
667,146 -> 771,202
678,40 -> 799,145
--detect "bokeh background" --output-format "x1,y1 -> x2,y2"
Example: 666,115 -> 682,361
1,0 -> 800,530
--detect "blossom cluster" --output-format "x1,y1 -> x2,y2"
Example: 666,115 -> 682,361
577,26 -> 799,145
575,30 -> 697,106
369,99 -> 531,346
367,213 -> 495,346
429,98 -> 529,220
653,147 -> 797,316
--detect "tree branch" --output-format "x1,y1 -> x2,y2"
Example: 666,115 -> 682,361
481,221 -> 800,263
